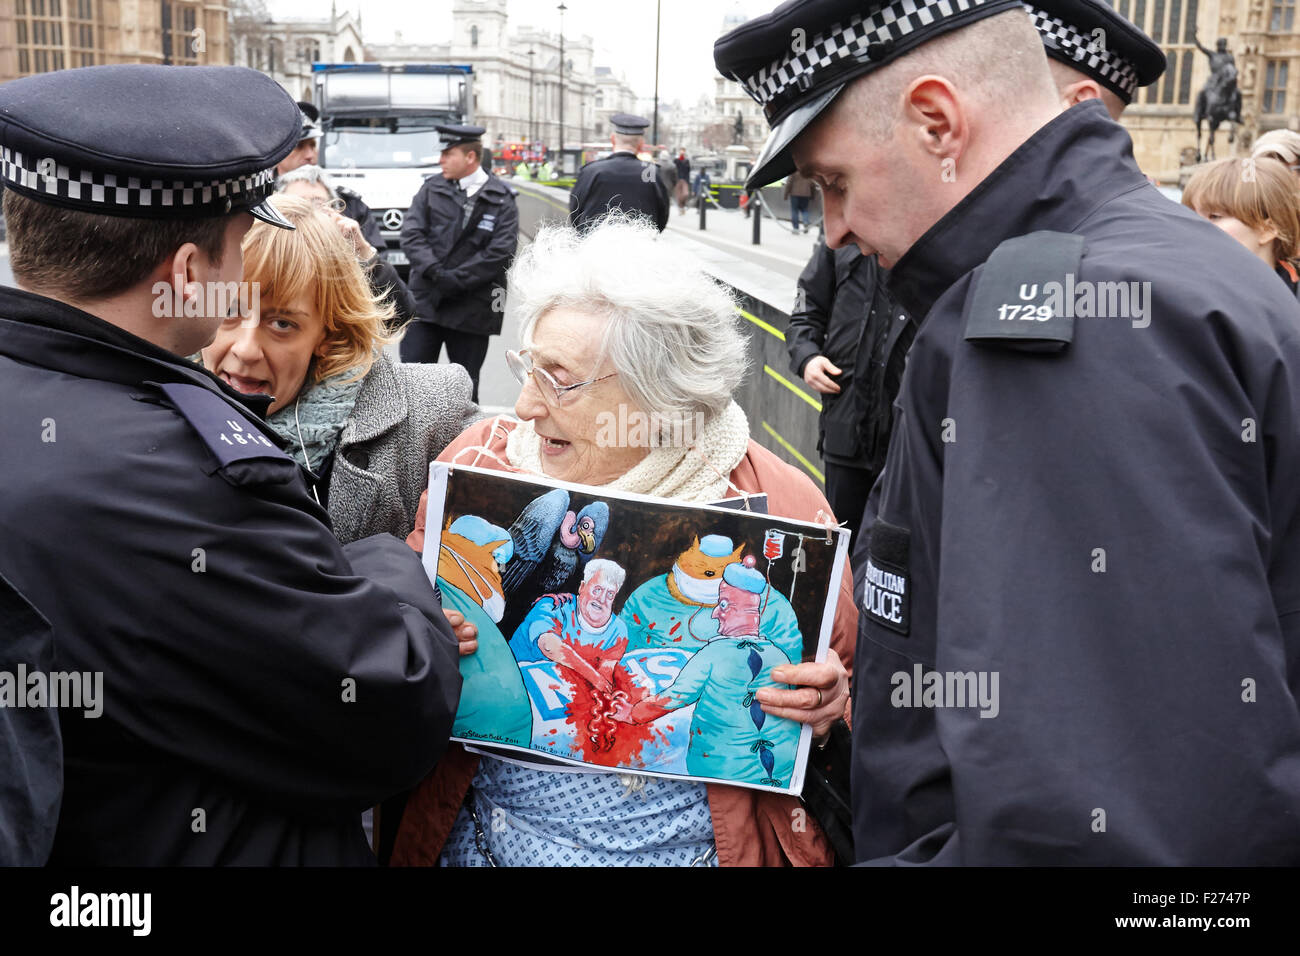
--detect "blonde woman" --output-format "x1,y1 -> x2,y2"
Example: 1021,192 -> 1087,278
202,194 -> 479,544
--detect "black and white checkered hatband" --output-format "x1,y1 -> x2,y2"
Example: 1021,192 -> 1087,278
1023,4 -> 1140,99
0,146 -> 278,220
730,0 -> 1020,125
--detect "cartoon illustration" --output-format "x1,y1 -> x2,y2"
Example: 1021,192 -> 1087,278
437,514 -> 533,747
421,464 -> 845,794
614,555 -> 800,787
498,489 -> 610,637
621,533 -> 805,661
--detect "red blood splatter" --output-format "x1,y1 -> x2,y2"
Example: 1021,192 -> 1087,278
648,622 -> 656,630
556,639 -> 656,768
632,614 -> 642,625
668,622 -> 681,635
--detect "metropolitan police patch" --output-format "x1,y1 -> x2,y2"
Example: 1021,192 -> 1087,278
863,519 -> 910,635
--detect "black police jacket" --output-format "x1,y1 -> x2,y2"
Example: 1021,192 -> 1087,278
400,172 -> 519,335
0,286 -> 462,865
852,101 -> 1300,864
569,151 -> 670,232
788,244 -> 915,474
0,571 -> 59,865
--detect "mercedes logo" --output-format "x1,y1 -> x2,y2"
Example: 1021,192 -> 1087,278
381,208 -> 404,230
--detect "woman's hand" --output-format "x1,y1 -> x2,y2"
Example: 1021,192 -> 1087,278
756,648 -> 849,739
325,208 -> 376,262
442,608 -> 478,657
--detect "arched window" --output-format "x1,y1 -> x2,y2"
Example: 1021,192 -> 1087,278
343,46 -> 356,62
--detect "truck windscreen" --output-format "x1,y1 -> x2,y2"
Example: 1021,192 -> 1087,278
323,120 -> 443,169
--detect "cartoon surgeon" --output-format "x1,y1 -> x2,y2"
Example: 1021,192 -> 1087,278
613,555 -> 800,787
621,533 -> 804,661
437,514 -> 533,746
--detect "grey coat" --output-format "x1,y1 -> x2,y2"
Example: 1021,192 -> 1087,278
328,353 -> 480,544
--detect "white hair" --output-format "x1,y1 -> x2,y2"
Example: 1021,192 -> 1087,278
583,557 -> 626,591
510,213 -> 748,429
276,164 -> 334,193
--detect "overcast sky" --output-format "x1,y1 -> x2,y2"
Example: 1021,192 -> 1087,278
267,0 -> 771,105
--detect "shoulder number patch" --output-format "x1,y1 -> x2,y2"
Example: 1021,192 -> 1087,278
154,382 -> 290,468
964,230 -> 1085,352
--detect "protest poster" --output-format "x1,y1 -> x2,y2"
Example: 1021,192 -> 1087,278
421,463 -> 848,794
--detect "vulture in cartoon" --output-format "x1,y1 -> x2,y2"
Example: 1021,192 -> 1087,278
499,489 -> 610,634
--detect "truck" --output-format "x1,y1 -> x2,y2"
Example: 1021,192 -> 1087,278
312,63 -> 474,278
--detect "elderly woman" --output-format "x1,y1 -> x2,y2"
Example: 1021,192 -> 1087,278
276,164 -> 416,327
392,215 -> 856,866
201,194 -> 478,544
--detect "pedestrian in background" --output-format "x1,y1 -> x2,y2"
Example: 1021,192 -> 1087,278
783,170 -> 815,233
674,149 -> 692,214
788,242 -> 914,542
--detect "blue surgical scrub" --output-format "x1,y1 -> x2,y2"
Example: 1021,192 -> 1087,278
659,635 -> 800,787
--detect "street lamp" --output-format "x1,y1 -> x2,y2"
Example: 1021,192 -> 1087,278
558,2 -> 567,156
528,48 -> 536,146
653,0 -> 661,147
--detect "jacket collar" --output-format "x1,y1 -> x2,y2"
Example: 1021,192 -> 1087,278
888,100 -> 1150,321
431,170 -> 508,202
340,351 -> 407,445
0,284 -> 273,418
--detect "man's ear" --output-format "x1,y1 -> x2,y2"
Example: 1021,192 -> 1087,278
902,75 -> 967,166
166,242 -> 204,312
1062,78 -> 1105,109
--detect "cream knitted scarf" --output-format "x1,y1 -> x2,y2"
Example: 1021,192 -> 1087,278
503,401 -> 751,503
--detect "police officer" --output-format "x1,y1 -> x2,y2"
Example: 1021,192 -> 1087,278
1027,0 -> 1165,118
569,113 -> 670,232
0,65 -> 463,865
400,123 -> 520,402
278,100 -> 385,254
718,1 -> 1300,864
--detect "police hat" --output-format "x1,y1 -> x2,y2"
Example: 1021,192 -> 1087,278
436,124 -> 487,149
296,100 -> 322,141
1025,0 -> 1165,104
0,65 -> 300,229
715,0 -> 1026,189
610,113 -> 651,135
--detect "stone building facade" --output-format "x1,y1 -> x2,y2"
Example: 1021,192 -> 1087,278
0,0 -> 230,83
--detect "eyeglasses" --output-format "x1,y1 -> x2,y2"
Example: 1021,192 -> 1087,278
505,348 -> 617,406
